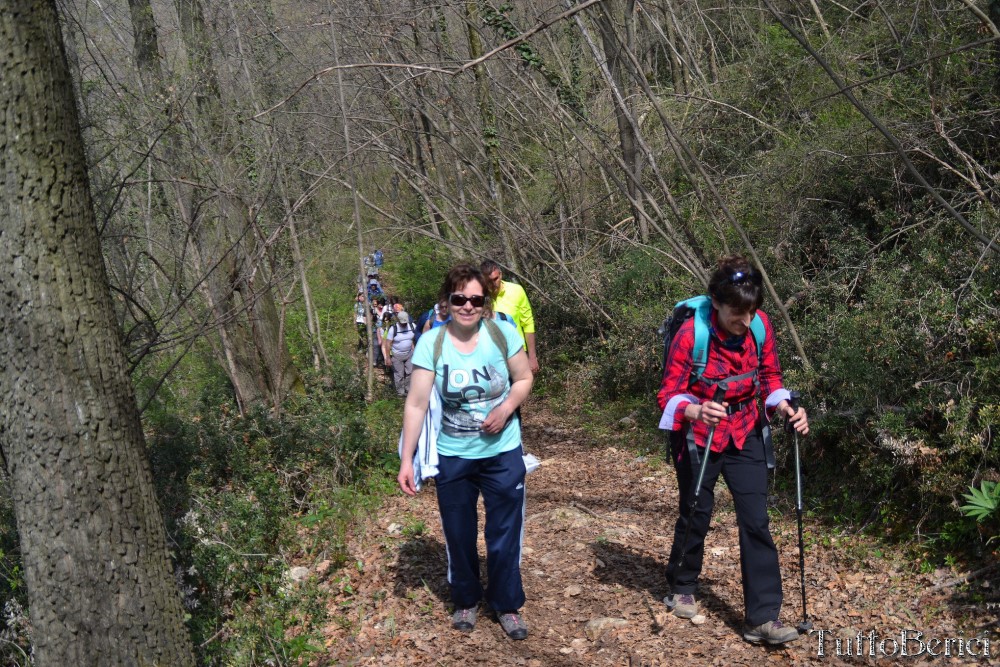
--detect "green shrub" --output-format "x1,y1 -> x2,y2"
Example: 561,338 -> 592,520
145,363 -> 382,663
0,481 -> 29,666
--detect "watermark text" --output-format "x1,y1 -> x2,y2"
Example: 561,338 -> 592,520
815,630 -> 991,659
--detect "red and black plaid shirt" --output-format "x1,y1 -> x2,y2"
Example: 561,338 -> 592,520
657,309 -> 789,452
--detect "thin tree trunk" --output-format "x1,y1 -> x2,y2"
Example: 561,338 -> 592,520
0,2 -> 195,663
807,0 -> 831,39
284,190 -> 328,371
329,4 -> 374,400
174,0 -> 303,411
594,0 -> 647,242
465,0 -> 520,272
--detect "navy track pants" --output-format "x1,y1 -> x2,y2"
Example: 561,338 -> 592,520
435,446 -> 526,612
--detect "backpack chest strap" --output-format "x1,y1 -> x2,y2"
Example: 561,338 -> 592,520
703,367 -> 758,386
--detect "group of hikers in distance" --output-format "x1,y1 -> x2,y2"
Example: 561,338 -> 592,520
389,253 -> 809,646
355,257 -> 537,400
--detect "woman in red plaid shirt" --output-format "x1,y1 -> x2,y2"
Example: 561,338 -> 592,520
657,255 -> 809,645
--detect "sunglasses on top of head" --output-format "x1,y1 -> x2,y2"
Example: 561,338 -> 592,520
449,293 -> 486,308
725,267 -> 762,286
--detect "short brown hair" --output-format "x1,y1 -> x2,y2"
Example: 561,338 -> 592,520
439,264 -> 495,316
708,255 -> 764,312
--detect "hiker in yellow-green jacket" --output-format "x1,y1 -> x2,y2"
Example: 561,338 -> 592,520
481,260 -> 538,373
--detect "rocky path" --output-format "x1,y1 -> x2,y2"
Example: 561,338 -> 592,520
319,401 -> 996,665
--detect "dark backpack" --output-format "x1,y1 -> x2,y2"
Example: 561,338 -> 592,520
659,295 -> 766,381
413,308 -> 435,345
494,311 -> 515,327
389,322 -> 415,351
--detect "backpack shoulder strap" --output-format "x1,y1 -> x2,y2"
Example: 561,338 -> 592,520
682,295 -> 713,380
482,318 -> 509,360
749,315 -> 766,362
432,320 -> 510,370
432,326 -> 447,370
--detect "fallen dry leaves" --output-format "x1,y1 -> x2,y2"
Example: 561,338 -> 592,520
315,400 -> 998,665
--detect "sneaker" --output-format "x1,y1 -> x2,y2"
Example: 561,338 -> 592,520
664,593 -> 697,619
743,619 -> 800,645
497,612 -> 528,640
451,607 -> 477,632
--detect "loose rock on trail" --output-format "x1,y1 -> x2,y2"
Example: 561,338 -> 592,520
319,400 -> 996,665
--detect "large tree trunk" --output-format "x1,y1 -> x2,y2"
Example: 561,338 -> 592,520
0,2 -> 195,664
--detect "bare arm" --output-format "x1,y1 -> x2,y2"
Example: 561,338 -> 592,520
524,332 -> 538,372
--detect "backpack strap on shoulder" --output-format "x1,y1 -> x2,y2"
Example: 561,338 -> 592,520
432,320 -> 510,371
749,315 -> 765,363
482,318 -> 509,360
432,326 -> 447,370
682,296 -> 713,381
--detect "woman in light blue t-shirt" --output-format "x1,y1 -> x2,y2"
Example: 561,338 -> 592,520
398,264 -> 533,640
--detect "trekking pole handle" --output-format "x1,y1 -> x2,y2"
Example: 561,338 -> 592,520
785,390 -> 801,433
712,384 -> 727,405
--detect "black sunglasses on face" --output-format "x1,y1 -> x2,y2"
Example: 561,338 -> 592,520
449,293 -> 486,308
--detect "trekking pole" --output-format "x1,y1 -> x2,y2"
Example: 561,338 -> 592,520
786,391 -> 813,632
671,383 -> 728,583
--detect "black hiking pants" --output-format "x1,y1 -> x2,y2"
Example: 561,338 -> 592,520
666,428 -> 782,627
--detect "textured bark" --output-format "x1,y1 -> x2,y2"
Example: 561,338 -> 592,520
127,0 -> 165,94
0,1 -> 195,664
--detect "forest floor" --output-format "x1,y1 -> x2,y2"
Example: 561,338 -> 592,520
318,398 -> 998,665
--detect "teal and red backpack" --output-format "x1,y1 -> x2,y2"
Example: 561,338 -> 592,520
659,295 -> 766,380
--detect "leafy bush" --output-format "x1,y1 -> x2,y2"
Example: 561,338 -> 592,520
379,237 -> 453,314
145,361 -> 384,664
961,481 -> 1000,524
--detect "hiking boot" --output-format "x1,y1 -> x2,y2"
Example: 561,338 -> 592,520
743,619 -> 799,645
664,593 -> 698,619
497,612 -> 528,640
451,607 -> 477,632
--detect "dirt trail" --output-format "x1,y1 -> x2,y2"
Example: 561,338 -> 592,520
320,401 -> 996,665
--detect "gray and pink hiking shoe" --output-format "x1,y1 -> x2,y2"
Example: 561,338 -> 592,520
497,612 -> 528,640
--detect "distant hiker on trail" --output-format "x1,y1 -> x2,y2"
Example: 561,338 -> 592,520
398,264 -> 534,641
481,260 -> 538,373
383,311 -> 416,397
657,255 -> 809,646
367,277 -> 382,301
412,302 -> 437,344
354,292 -> 367,351
422,299 -> 450,333
372,297 -> 389,368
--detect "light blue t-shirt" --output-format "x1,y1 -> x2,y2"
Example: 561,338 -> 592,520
412,320 -> 524,458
